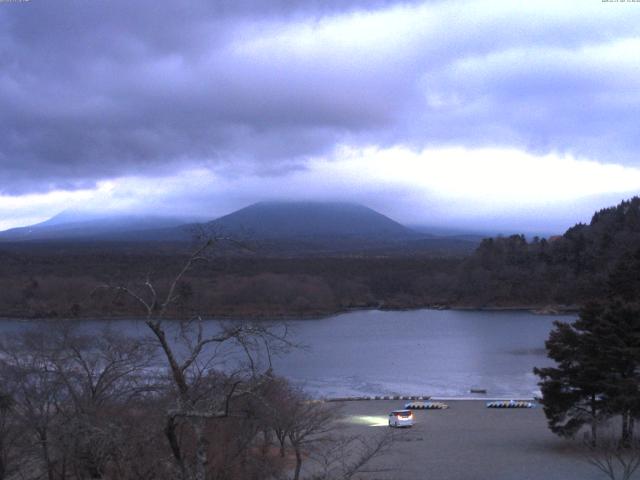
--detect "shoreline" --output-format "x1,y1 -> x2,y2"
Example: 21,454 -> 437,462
323,396 -> 537,402
0,303 -> 579,322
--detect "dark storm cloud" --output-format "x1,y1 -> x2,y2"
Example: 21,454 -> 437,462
2,0 -> 423,193
1,0 -> 639,194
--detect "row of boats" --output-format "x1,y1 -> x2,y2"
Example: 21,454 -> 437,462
403,400 -> 536,409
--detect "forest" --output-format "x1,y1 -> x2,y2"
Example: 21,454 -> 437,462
1,197 -> 640,319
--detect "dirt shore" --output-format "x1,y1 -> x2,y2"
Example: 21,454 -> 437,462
332,400 -> 603,480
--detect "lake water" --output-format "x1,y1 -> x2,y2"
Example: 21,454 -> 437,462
275,309 -> 568,399
0,309 -> 571,399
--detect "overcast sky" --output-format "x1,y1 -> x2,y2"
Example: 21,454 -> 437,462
1,0 -> 640,233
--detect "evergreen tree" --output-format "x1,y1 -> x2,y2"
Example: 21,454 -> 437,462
607,248 -> 640,302
535,301 -> 640,445
589,302 -> 640,445
534,309 -> 608,444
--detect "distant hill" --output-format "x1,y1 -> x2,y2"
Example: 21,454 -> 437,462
0,211 -> 201,242
0,202 -> 482,255
188,201 -> 440,255
207,201 -> 417,239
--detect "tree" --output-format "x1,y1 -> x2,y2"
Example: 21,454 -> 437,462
0,322 -> 159,480
308,433 -> 393,480
607,248 -> 640,302
50,324 -> 157,479
0,391 -> 20,480
534,311 -> 608,444
584,429 -> 640,480
589,302 -> 640,445
257,375 -> 296,458
535,301 -> 640,445
1,329 -> 68,480
110,239 -> 291,480
287,399 -> 339,480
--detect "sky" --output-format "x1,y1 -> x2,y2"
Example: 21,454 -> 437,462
1,0 -> 640,233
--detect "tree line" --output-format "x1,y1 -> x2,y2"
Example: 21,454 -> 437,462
459,197 -> 640,307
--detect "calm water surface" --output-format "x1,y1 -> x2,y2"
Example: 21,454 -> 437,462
276,309 -> 570,398
0,309 -> 572,398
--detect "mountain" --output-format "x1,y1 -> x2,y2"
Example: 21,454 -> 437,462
207,201 -> 417,240
0,202 -> 481,255
0,210 -> 201,242
193,201 -> 484,255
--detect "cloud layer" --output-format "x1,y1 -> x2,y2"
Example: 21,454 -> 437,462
4,145 -> 640,234
1,0 -> 639,229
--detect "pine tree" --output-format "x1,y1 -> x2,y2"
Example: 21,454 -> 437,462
535,302 -> 640,445
589,302 -> 640,445
534,309 -> 608,444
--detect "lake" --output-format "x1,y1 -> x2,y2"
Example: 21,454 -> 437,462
275,309 -> 568,398
0,309 -> 571,399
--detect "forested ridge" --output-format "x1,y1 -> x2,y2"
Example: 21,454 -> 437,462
1,197 -> 640,318
456,196 -> 640,307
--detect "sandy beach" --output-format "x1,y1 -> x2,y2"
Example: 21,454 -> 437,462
331,400 -> 604,480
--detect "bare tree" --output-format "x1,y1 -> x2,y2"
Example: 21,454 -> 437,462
257,375 -> 298,458
584,430 -> 640,480
51,325 -> 156,479
308,433 -> 394,480
109,238 -> 291,480
0,322 -> 160,480
0,390 -> 22,480
0,329 -> 69,480
287,401 -> 339,480
102,396 -> 173,480
257,377 -> 392,480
